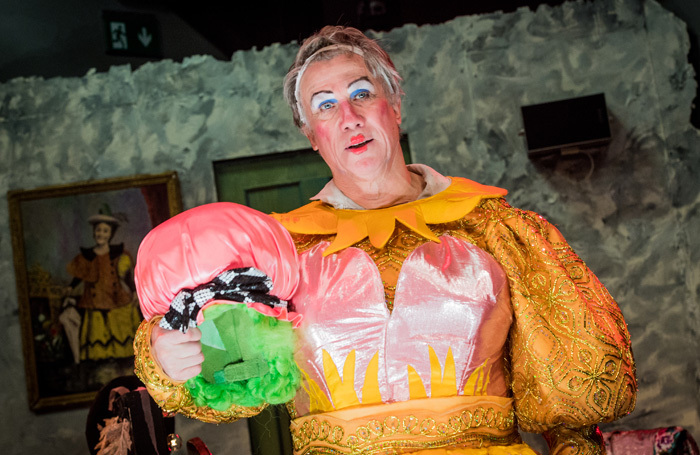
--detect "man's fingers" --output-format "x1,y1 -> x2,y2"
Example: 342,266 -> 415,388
158,349 -> 205,381
162,327 -> 201,343
167,341 -> 203,360
151,324 -> 205,380
176,350 -> 205,366
170,364 -> 203,382
185,327 -> 202,342
152,325 -> 201,346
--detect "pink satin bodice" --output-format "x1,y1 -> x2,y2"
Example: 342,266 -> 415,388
292,235 -> 513,416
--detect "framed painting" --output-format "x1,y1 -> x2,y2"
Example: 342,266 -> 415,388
8,171 -> 182,412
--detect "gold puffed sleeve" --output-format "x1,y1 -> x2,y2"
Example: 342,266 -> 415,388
462,198 -> 636,453
543,424 -> 606,455
133,316 -> 267,423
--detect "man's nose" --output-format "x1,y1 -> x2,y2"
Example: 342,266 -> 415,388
339,101 -> 363,130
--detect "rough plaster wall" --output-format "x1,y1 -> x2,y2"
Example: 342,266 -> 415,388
387,0 -> 700,436
0,0 -> 698,453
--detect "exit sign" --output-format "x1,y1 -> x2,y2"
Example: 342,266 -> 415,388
103,10 -> 162,58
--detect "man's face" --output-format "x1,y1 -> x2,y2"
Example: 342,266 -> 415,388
298,53 -> 403,185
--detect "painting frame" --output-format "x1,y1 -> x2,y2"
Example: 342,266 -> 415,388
8,171 -> 182,412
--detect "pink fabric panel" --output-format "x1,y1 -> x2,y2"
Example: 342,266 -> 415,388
292,235 -> 512,414
292,242 -> 388,414
387,236 -> 512,401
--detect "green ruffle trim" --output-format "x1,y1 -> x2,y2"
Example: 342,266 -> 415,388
185,304 -> 300,411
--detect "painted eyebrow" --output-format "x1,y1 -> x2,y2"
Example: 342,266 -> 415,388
309,78 -> 375,111
310,91 -> 337,109
309,77 -> 373,100
310,90 -> 334,100
348,77 -> 373,91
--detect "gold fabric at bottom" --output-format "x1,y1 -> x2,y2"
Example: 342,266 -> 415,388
290,396 -> 536,454
411,444 -> 538,455
543,425 -> 605,455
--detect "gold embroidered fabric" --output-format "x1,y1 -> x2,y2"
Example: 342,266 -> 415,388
543,424 -> 606,455
443,199 -> 636,434
133,317 -> 266,423
286,195 -> 636,453
290,396 -> 521,455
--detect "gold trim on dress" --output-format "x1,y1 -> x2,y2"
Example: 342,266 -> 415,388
290,396 -> 519,454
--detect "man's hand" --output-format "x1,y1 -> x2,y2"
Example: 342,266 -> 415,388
151,325 -> 204,381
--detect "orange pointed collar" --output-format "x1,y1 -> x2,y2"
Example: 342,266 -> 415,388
272,177 -> 507,256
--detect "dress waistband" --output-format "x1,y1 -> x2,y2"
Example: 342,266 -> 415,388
290,395 -> 521,454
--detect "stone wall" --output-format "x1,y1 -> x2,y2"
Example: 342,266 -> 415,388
0,0 -> 697,452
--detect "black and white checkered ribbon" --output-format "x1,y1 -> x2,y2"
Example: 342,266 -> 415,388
159,267 -> 287,332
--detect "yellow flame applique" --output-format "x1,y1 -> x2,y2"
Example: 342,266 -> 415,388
300,350 -> 384,412
361,351 -> 382,405
407,364 -> 428,399
407,346 -> 457,399
464,357 -> 491,396
431,346 -> 457,397
322,349 -> 361,410
299,366 -> 333,413
408,347 -> 492,399
301,347 -> 492,412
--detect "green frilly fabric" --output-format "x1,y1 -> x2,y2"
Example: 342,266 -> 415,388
185,304 -> 300,411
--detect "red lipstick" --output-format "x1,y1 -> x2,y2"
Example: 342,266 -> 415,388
347,134 -> 371,153
350,134 -> 365,145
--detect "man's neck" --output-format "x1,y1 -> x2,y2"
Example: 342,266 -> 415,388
334,167 -> 426,209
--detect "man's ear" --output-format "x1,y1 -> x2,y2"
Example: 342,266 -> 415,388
303,127 -> 318,151
393,98 -> 402,125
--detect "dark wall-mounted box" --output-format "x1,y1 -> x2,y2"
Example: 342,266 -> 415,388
521,93 -> 611,156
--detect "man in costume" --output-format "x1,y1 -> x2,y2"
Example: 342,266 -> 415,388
134,26 -> 636,454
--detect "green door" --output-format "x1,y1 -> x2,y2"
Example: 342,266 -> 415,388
215,147 -> 329,455
215,148 -> 333,215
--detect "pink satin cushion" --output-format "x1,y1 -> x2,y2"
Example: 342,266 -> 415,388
135,202 -> 300,323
